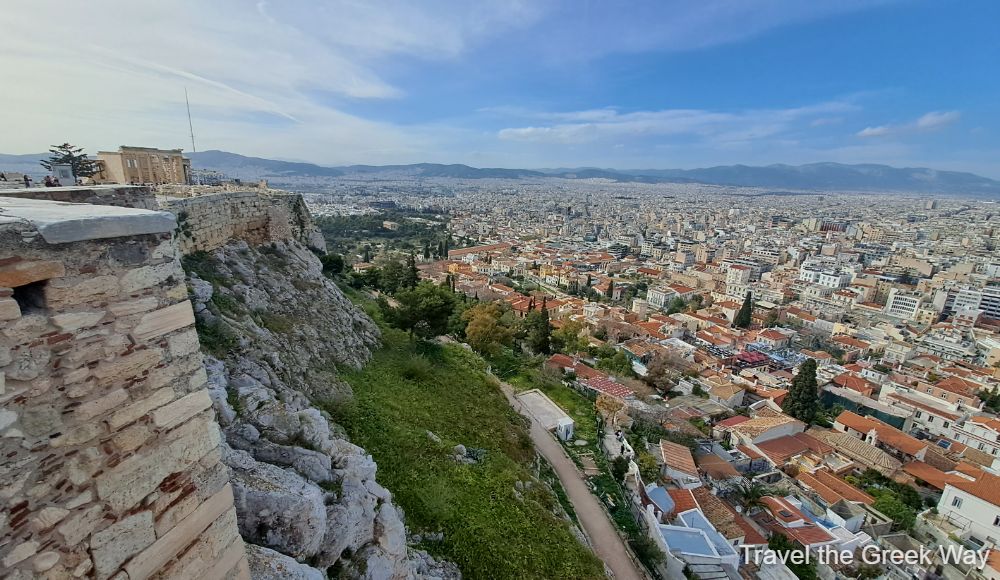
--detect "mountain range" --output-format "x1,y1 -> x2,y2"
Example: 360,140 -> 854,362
3,149 -> 998,195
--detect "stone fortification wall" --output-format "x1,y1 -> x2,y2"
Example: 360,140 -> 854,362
0,198 -> 248,579
160,192 -> 325,255
0,185 -> 158,211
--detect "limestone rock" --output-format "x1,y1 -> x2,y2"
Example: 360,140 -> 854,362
246,544 -> 324,580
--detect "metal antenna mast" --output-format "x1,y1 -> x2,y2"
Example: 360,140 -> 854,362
185,87 -> 197,154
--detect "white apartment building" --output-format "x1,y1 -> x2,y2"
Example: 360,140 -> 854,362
884,289 -> 923,320
938,473 -> 1000,550
952,417 -> 1000,457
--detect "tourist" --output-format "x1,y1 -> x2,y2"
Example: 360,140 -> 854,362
43,175 -> 53,187
22,174 -> 31,187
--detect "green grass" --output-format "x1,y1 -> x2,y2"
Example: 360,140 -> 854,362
507,367 -> 599,444
330,329 -> 604,580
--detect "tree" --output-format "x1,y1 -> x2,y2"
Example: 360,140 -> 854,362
463,303 -> 514,356
552,320 -> 588,355
388,281 -> 456,339
605,280 -> 615,299
733,291 -> 753,329
40,143 -> 99,178
597,351 -> 634,378
523,307 -> 552,354
783,358 -> 819,424
422,242 -> 430,260
667,296 -> 686,314
320,253 -> 344,275
378,259 -> 407,293
768,533 -> 817,580
611,456 -> 630,482
403,253 -> 420,289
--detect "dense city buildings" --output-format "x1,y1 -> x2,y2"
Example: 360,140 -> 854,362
305,175 -> 1000,578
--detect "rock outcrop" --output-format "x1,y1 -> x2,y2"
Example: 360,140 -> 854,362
184,239 -> 459,579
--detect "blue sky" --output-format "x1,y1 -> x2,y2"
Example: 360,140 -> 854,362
2,0 -> 999,176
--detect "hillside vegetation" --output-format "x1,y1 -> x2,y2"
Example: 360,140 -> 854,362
330,323 -> 605,580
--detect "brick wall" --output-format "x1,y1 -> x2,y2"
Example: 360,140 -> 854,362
161,191 -> 324,255
0,185 -> 158,211
0,201 -> 248,579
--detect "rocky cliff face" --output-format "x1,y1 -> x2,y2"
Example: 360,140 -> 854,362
183,239 -> 459,579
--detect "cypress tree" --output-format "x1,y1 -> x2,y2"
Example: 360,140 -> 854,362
734,291 -> 753,328
783,358 -> 819,424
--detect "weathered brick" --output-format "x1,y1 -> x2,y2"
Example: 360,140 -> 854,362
130,301 -> 195,342
124,485 -> 235,580
107,296 -> 159,317
107,387 -> 174,430
92,348 -> 163,384
0,297 -> 20,321
151,390 -> 212,430
51,310 -> 107,332
0,260 -> 65,287
75,388 -> 128,421
90,511 -> 155,580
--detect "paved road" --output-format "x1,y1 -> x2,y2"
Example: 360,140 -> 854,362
501,383 -> 646,580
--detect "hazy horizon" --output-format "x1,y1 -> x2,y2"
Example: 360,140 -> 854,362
2,1 -> 999,178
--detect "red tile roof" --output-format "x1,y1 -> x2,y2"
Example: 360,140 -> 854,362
660,440 -> 699,477
948,471 -> 1000,507
581,376 -> 633,398
667,488 -> 698,514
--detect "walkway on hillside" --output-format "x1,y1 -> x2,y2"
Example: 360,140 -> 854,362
500,382 -> 646,580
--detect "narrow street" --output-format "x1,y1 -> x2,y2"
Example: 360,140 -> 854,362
499,382 -> 646,580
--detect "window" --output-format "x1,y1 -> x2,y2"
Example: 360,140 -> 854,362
915,411 -> 923,419
980,443 -> 986,451
994,516 -> 1000,527
952,496 -> 963,508
943,422 -> 950,429
926,387 -> 933,393
941,392 -> 948,399
928,417 -> 934,423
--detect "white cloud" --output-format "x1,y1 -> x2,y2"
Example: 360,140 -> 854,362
0,0 -> 543,163
498,100 -> 858,145
857,110 -> 960,138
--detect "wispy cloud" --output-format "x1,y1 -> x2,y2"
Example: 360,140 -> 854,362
498,100 -> 859,145
857,110 -> 961,138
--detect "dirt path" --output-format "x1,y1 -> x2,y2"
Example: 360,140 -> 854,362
500,382 -> 646,580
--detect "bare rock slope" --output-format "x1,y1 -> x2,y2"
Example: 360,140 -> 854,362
184,239 -> 459,579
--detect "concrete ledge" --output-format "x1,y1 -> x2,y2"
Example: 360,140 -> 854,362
0,197 -> 176,243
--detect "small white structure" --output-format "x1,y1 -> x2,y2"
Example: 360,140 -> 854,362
51,163 -> 75,185
516,389 -> 575,441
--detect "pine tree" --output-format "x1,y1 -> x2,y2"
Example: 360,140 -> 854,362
734,291 -> 753,329
40,143 -> 99,178
403,253 -> 419,289
783,358 -> 819,424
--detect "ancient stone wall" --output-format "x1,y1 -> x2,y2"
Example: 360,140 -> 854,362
0,198 -> 248,579
0,185 -> 158,211
160,192 -> 325,255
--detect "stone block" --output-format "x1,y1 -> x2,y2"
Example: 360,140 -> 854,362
90,511 -> 156,580
31,506 -> 69,531
32,551 -> 60,573
131,301 -> 195,342
97,414 -> 217,511
2,540 -> 39,568
167,328 -> 201,358
57,505 -> 103,545
92,348 -> 162,384
124,485 -> 235,580
51,422 -> 103,447
75,388 -> 128,421
0,260 -> 65,287
0,297 -> 20,321
107,296 -> 159,317
111,423 -> 153,452
119,263 -> 177,294
151,389 -> 212,430
45,275 -> 119,308
107,387 -> 174,430
51,310 -> 107,332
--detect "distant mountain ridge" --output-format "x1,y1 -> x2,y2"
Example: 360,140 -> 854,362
3,150 -> 998,195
